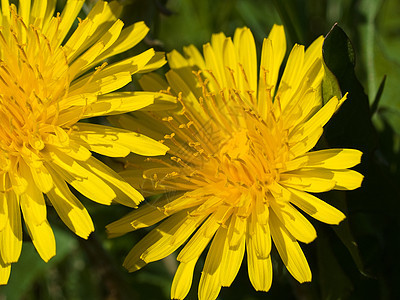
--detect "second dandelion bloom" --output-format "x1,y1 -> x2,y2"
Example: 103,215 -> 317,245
107,25 -> 363,299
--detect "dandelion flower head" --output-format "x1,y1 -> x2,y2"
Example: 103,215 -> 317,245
0,0 -> 170,284
107,25 -> 363,299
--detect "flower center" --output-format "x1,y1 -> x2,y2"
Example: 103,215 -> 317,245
146,70 -> 290,213
204,103 -> 286,192
216,130 -> 278,188
0,8 -> 69,160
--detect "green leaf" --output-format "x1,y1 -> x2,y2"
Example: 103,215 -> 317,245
322,24 -> 378,278
1,228 -> 78,300
323,23 -> 355,79
333,219 -> 367,277
322,61 -> 342,104
322,23 -> 376,154
358,0 -> 384,99
325,191 -> 368,277
374,0 -> 400,113
317,230 -> 353,300
272,0 -> 305,44
370,75 -> 386,116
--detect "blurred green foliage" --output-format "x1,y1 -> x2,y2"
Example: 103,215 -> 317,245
1,0 -> 400,299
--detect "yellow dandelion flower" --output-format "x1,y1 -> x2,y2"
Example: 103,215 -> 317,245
106,25 -> 363,299
0,0 -> 171,285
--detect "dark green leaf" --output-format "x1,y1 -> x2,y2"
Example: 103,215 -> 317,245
322,61 -> 342,104
322,23 -> 376,155
317,231 -> 353,300
370,75 -> 386,116
325,191 -> 367,277
1,228 -> 78,300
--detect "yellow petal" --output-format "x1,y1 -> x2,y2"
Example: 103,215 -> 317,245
280,171 -> 336,193
139,92 -> 177,111
57,0 -> 85,47
304,36 -> 324,74
286,186 -> 345,225
48,93 -> 97,117
69,71 -> 132,97
234,27 -> 257,93
139,51 -> 167,73
171,260 -> 197,300
139,73 -> 170,92
281,168 -> 363,191
246,230 -> 273,291
282,148 -> 362,172
46,149 -> 116,205
29,165 -> 53,194
106,197 -> 171,238
183,44 -> 206,69
19,163 -> 46,226
289,95 -> 345,144
0,191 -> 22,263
177,213 -> 221,263
69,49 -> 155,95
88,18 -> 124,56
63,18 -> 94,60
69,3 -> 119,57
161,194 -> 205,216
69,19 -> 124,78
269,211 -> 311,283
66,0 -> 121,59
0,188 -> 7,232
330,169 -> 364,190
296,149 -> 363,169
220,227 -> 245,287
203,42 -> 227,91
82,92 -> 154,118
72,123 -> 169,157
123,211 -> 186,272
25,219 -> 55,262
211,32 -> 226,65
166,69 -> 207,119
96,48 -> 155,78
46,168 -> 94,239
258,37 -> 274,119
1,1 -> 10,24
71,131 -> 130,158
280,67 -> 323,127
141,213 -> 205,263
265,24 -> 286,96
0,258 -> 11,285
42,0 -> 57,28
167,49 -> 201,93
226,213 -> 246,248
222,37 -> 238,89
276,44 -> 305,111
270,198 -> 317,244
8,165 -> 27,195
289,127 -> 324,158
198,227 -> 226,300
253,193 -> 271,254
107,113 -> 170,155
83,157 -> 143,207
46,141 -> 92,162
18,0 -> 31,33
92,21 -> 149,66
